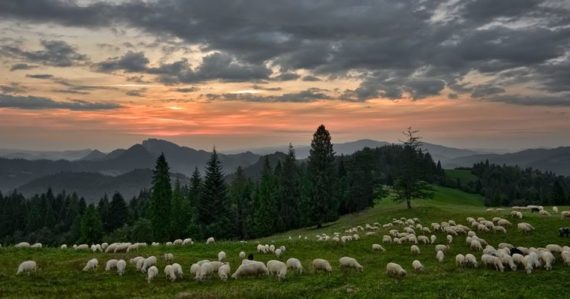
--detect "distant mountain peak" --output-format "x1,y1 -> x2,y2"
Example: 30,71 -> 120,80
80,149 -> 107,161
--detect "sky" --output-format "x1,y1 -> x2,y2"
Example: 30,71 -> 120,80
0,0 -> 569,152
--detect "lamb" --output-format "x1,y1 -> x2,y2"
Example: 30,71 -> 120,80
455,254 -> 465,267
147,266 -> 159,283
141,256 -> 157,273
412,260 -> 423,272
114,259 -> 126,276
436,250 -> 445,262
372,244 -> 386,252
517,222 -> 535,233
239,251 -> 246,259
206,237 -> 215,244
339,257 -> 363,272
17,261 -> 37,275
218,263 -> 231,281
105,259 -> 118,271
83,258 -> 98,272
267,260 -> 288,281
286,258 -> 303,274
231,261 -> 269,279
386,262 -> 406,278
164,253 -> 174,263
218,251 -> 226,262
312,258 -> 333,273
465,254 -> 478,268
411,245 -> 421,255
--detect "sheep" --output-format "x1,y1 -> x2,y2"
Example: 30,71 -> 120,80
561,211 -> 570,219
517,222 -> 535,233
411,245 -> 421,255
435,244 -> 448,253
31,243 -> 42,249
17,261 -> 37,275
464,254 -> 478,268
339,257 -> 363,272
412,260 -> 424,272
114,260 -> 126,276
386,262 -> 406,278
430,235 -> 437,244
561,251 -> 570,266
512,254 -> 525,267
286,258 -> 303,274
372,244 -> 386,252
83,258 -> 98,272
523,255 -> 535,274
275,248 -> 283,258
540,250 -> 555,271
183,238 -> 194,245
147,266 -> 159,283
105,259 -> 118,271
456,254 -> 465,267
164,265 -> 177,281
447,235 -> 453,244
218,263 -> 231,281
499,254 -> 517,271
382,235 -> 392,243
470,239 -> 483,251
497,219 -> 512,227
511,211 -> 523,219
206,237 -> 215,244
218,251 -> 227,262
546,244 -> 562,254
15,242 -> 31,248
493,226 -> 507,234
171,263 -> 183,278
196,262 -> 214,281
418,236 -> 430,244
553,206 -> 559,213
237,251 -> 246,260
267,260 -> 288,281
231,261 -> 269,279
312,258 -> 332,273
436,250 -> 445,263
164,253 -> 174,263
141,256 -> 157,273
481,254 -> 504,272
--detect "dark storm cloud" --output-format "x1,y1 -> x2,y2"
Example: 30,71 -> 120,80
0,94 -> 121,110
206,88 -> 330,103
1,0 -> 569,104
471,85 -> 506,98
0,40 -> 88,67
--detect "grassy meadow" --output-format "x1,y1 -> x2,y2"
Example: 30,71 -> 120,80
1,186 -> 570,299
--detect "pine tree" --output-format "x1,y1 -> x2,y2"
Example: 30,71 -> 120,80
170,179 -> 186,238
253,156 -> 278,236
307,124 -> 337,228
79,205 -> 103,244
97,195 -> 110,233
150,153 -> 172,241
199,149 -> 231,239
230,166 -> 254,239
186,168 -> 202,238
108,192 -> 128,232
277,144 -> 300,230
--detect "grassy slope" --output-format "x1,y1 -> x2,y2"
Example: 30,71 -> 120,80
445,169 -> 478,185
1,186 -> 570,299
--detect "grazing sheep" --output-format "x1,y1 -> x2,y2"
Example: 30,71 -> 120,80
523,255 -> 535,274
147,266 -> 158,283
339,257 -> 363,272
412,260 -> 423,272
517,222 -> 535,233
511,211 -> 523,219
164,265 -> 176,282
447,235 -> 453,244
239,251 -> 246,259
436,250 -> 445,262
382,235 -> 392,243
218,251 -> 226,262
206,237 -> 215,244
183,238 -> 194,245
497,219 -> 512,227
481,254 -> 504,272
141,256 -> 157,273
561,251 -> 570,266
16,261 -> 37,275
312,259 -> 332,273
386,262 -> 406,278
540,251 -> 555,271
493,226 -> 507,234
190,263 -> 201,277
561,211 -> 570,219
15,242 -> 31,248
372,244 -> 386,252
275,248 -> 283,258
196,262 -> 214,281
465,254 -> 478,268
435,244 -> 448,253
164,253 -> 174,263
172,263 -> 183,278
83,258 -> 98,272
105,259 -> 118,271
286,258 -> 303,274
455,254 -> 465,267
267,260 -> 288,281
470,239 -> 483,251
411,245 -> 421,255
430,235 -> 437,244
231,261 -> 269,279
218,263 -> 231,281
31,243 -> 42,249
512,254 -> 525,267
116,260 -> 126,276
546,244 -> 562,254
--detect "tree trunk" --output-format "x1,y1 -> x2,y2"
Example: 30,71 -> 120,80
406,199 -> 412,209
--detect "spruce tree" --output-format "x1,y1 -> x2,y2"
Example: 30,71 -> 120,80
253,156 -> 278,236
150,153 -> 172,241
108,192 -> 128,232
230,166 -> 254,239
200,149 -> 231,239
79,205 -> 103,244
186,168 -> 202,238
307,124 -> 337,228
277,144 -> 300,231
170,179 -> 186,238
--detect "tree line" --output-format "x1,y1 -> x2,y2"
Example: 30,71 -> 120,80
0,125 -> 443,245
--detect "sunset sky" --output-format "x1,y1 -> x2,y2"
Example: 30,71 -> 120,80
1,0 -> 569,152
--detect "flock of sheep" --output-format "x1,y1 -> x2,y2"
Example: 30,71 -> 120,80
11,204 -> 570,284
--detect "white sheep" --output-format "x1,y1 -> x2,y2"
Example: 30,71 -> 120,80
60,244 -> 68,249
15,242 -> 31,248
206,237 -> 215,244
517,222 -> 534,233
561,251 -> 570,266
412,260 -> 423,272
481,254 -> 504,272
147,266 -> 159,283
540,250 -> 555,271
239,251 -> 246,259
386,262 -> 406,278
372,244 -> 386,252
83,258 -> 98,272
231,261 -> 269,279
218,263 -> 231,281
17,261 -> 37,275
465,254 -> 478,268
116,260 -> 126,276
196,262 -> 214,281
267,260 -> 288,281
435,244 -> 448,253
436,250 -> 445,262
218,251 -> 226,262
411,245 -> 421,255
31,243 -> 42,249
430,235 -> 437,244
447,235 -> 453,244
105,259 -> 118,271
164,265 -> 176,281
172,263 -> 183,278
286,258 -> 303,274
470,239 -> 483,251
339,257 -> 363,272
382,235 -> 392,243
164,253 -> 174,263
553,206 -> 559,213
455,254 -> 465,267
141,256 -> 157,273
312,258 -> 332,273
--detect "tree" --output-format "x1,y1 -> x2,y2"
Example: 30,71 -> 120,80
253,156 -> 278,236
130,218 -> 154,243
199,149 -> 231,239
307,124 -> 337,228
393,127 -> 433,209
108,192 -> 129,232
79,205 -> 103,244
186,168 -> 202,238
277,144 -> 300,230
149,153 -> 172,241
230,166 -> 254,239
170,179 -> 187,238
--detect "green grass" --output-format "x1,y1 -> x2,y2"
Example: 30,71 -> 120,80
445,169 -> 478,186
2,186 -> 570,298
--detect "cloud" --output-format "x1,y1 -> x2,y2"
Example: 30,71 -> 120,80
95,51 -> 149,72
10,63 -> 37,71
0,94 -> 121,110
0,83 -> 25,94
125,88 -> 146,97
485,94 -> 570,106
1,40 -> 88,67
174,87 -> 199,93
26,74 -> 54,79
302,75 -> 321,82
206,88 -> 330,103
471,85 -> 506,98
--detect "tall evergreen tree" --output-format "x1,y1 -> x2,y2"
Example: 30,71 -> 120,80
149,153 -> 172,241
277,144 -> 300,230
79,205 -> 103,244
230,166 -> 254,239
170,179 -> 187,238
253,157 -> 278,236
108,192 -> 128,231
186,168 -> 202,237
199,149 -> 231,239
307,125 -> 337,228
